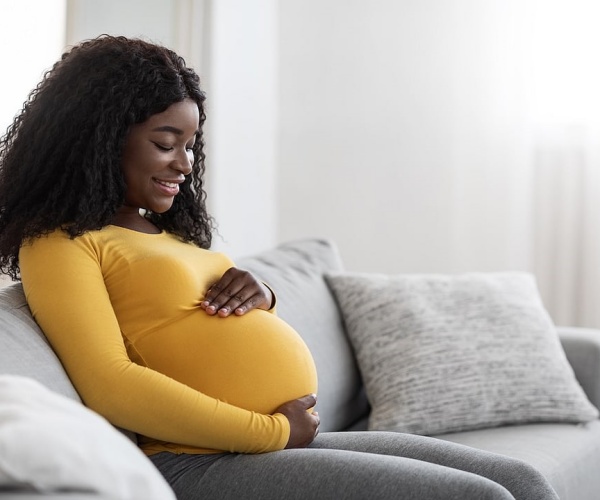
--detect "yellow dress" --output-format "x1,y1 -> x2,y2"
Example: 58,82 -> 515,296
19,226 -> 318,455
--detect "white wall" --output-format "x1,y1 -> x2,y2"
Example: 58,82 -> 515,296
0,0 -> 66,134
66,0 -> 173,45
205,0 -> 278,258
277,1 -> 534,274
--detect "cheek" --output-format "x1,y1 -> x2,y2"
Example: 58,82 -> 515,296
121,162 -> 152,200
122,151 -> 156,184
120,163 -> 138,189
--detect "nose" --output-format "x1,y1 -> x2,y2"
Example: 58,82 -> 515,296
171,148 -> 193,176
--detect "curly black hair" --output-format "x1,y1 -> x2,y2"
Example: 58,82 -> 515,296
0,35 -> 214,280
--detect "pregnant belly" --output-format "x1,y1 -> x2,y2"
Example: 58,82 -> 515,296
134,309 -> 318,414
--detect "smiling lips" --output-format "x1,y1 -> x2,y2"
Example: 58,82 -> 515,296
154,178 -> 181,196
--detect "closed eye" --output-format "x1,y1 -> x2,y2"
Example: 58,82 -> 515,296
153,142 -> 173,152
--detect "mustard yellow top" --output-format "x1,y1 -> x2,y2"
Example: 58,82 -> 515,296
19,226 -> 318,455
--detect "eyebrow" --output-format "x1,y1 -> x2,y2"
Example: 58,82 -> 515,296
151,126 -> 199,136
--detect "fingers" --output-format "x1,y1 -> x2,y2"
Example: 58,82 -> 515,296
203,282 -> 256,317
201,268 -> 269,317
274,394 -> 320,449
311,410 -> 321,439
298,393 -> 318,410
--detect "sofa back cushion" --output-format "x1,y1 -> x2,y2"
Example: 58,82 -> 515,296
0,283 -> 81,401
237,239 -> 369,432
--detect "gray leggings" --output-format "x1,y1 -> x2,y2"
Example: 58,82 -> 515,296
150,431 -> 558,500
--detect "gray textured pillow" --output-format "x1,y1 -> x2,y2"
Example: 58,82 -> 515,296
325,272 -> 599,436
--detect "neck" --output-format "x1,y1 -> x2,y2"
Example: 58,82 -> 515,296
111,208 -> 161,234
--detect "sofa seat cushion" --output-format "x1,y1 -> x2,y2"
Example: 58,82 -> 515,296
436,420 -> 600,500
237,239 -> 369,432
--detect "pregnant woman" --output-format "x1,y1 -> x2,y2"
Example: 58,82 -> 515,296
0,36 -> 557,500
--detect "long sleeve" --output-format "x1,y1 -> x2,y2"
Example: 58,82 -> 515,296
19,230 -> 290,454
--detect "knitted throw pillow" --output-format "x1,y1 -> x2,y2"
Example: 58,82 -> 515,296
325,272 -> 598,436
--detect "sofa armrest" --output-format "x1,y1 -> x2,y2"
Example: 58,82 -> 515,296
557,326 -> 600,409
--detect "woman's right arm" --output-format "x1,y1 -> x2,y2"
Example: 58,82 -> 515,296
19,231 -> 293,454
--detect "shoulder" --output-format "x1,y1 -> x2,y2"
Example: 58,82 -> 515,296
19,228 -> 102,263
20,228 -> 96,249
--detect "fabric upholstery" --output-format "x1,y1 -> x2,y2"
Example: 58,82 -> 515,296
0,284 -> 80,401
558,326 -> 600,409
325,271 -> 598,436
437,420 -> 600,500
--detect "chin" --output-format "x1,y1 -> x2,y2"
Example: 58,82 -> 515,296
148,202 -> 175,214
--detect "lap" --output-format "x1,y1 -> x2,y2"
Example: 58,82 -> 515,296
150,431 -> 557,500
310,432 -> 557,500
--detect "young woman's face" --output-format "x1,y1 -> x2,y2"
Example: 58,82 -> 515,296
120,98 -> 199,214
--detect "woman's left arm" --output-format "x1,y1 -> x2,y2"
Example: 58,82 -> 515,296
201,267 -> 274,317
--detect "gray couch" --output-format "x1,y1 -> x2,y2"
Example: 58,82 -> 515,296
1,238 -> 599,499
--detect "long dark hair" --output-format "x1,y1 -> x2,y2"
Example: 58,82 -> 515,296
0,35 -> 213,280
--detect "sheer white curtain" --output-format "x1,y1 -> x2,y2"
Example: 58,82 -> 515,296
527,0 -> 600,327
413,0 -> 600,328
